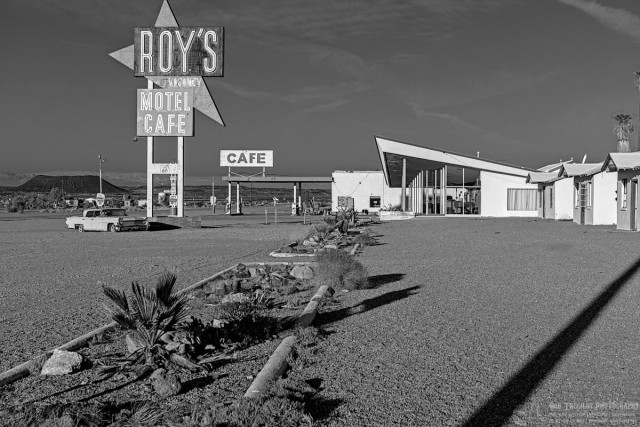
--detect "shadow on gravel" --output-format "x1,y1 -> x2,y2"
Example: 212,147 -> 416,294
147,223 -> 181,231
315,286 -> 420,326
367,273 -> 405,288
305,396 -> 344,422
461,256 -> 640,427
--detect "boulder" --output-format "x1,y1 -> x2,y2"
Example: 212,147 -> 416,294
290,265 -> 314,280
248,267 -> 258,277
150,368 -> 181,397
41,349 -> 83,376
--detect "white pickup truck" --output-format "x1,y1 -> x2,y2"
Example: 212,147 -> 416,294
65,208 -> 149,233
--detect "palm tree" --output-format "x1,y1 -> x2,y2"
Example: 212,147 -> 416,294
102,271 -> 190,368
613,112 -> 634,153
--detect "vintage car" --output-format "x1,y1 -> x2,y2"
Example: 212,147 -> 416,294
65,208 -> 149,232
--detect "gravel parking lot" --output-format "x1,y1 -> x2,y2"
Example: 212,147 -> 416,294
307,217 -> 640,426
2,214 -> 640,426
0,212 -> 311,374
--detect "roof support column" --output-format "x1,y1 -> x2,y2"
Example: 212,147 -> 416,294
401,158 -> 407,211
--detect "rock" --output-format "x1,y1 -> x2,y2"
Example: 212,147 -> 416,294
290,265 -> 314,280
159,332 -> 174,344
150,368 -> 181,397
324,244 -> 338,250
302,239 -> 317,247
165,341 -> 181,352
231,279 -> 242,293
212,319 -> 227,328
240,279 -> 254,292
221,293 -> 250,304
248,267 -> 258,277
126,334 -> 145,354
235,263 -> 251,278
41,349 -> 83,376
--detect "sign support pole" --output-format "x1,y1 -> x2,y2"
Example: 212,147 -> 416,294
177,136 -> 184,217
146,80 -> 154,219
236,183 -> 240,214
227,167 -> 232,215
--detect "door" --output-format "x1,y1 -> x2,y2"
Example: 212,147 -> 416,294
579,183 -> 587,225
631,180 -> 637,231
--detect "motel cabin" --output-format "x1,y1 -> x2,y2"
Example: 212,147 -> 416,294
557,163 -> 616,226
602,152 -> 640,231
526,171 -> 573,221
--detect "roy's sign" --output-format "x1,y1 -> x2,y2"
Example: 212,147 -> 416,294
137,88 -> 194,137
220,150 -> 273,168
134,27 -> 224,77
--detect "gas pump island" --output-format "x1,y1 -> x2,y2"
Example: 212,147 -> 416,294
109,0 -> 225,218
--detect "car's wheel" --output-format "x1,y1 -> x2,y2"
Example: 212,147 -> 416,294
78,225 -> 84,233
109,224 -> 118,232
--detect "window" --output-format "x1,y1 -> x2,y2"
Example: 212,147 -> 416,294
538,189 -> 543,208
586,182 -> 592,207
549,186 -> 554,209
369,196 -> 381,208
575,184 -> 580,208
507,189 -> 538,211
622,179 -> 628,209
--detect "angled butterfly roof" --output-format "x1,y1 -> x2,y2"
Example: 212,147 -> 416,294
375,136 -> 537,188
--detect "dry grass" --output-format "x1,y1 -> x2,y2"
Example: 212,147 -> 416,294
315,249 -> 369,290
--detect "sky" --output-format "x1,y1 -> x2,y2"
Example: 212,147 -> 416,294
3,0 -> 640,178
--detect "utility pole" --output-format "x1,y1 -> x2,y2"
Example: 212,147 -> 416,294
634,72 -> 640,150
98,154 -> 105,193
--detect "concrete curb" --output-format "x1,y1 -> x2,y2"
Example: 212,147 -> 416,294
296,285 -> 334,328
244,283 -> 334,399
0,261 -> 312,388
244,335 -> 297,399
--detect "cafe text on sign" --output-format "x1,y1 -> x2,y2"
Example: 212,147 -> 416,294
220,150 -> 274,168
136,88 -> 194,137
134,27 -> 224,77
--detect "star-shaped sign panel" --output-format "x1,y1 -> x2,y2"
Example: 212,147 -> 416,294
109,0 -> 224,126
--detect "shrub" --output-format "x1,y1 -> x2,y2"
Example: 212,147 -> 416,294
212,298 -> 281,348
352,230 -> 376,247
315,249 -> 369,290
102,271 -> 191,368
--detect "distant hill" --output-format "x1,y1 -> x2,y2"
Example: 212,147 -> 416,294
16,175 -> 129,194
0,171 -> 217,187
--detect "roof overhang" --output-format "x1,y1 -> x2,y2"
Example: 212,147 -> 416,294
526,172 -> 560,184
602,152 -> 640,172
375,136 -> 536,187
222,176 -> 332,183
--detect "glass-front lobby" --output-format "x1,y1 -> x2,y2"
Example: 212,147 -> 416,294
406,166 -> 481,215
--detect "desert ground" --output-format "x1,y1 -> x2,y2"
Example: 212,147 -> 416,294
1,213 -> 639,425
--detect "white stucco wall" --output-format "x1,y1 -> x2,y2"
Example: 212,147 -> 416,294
332,171 -> 402,212
554,178 -> 574,220
592,171 -> 617,225
480,171 -> 538,217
